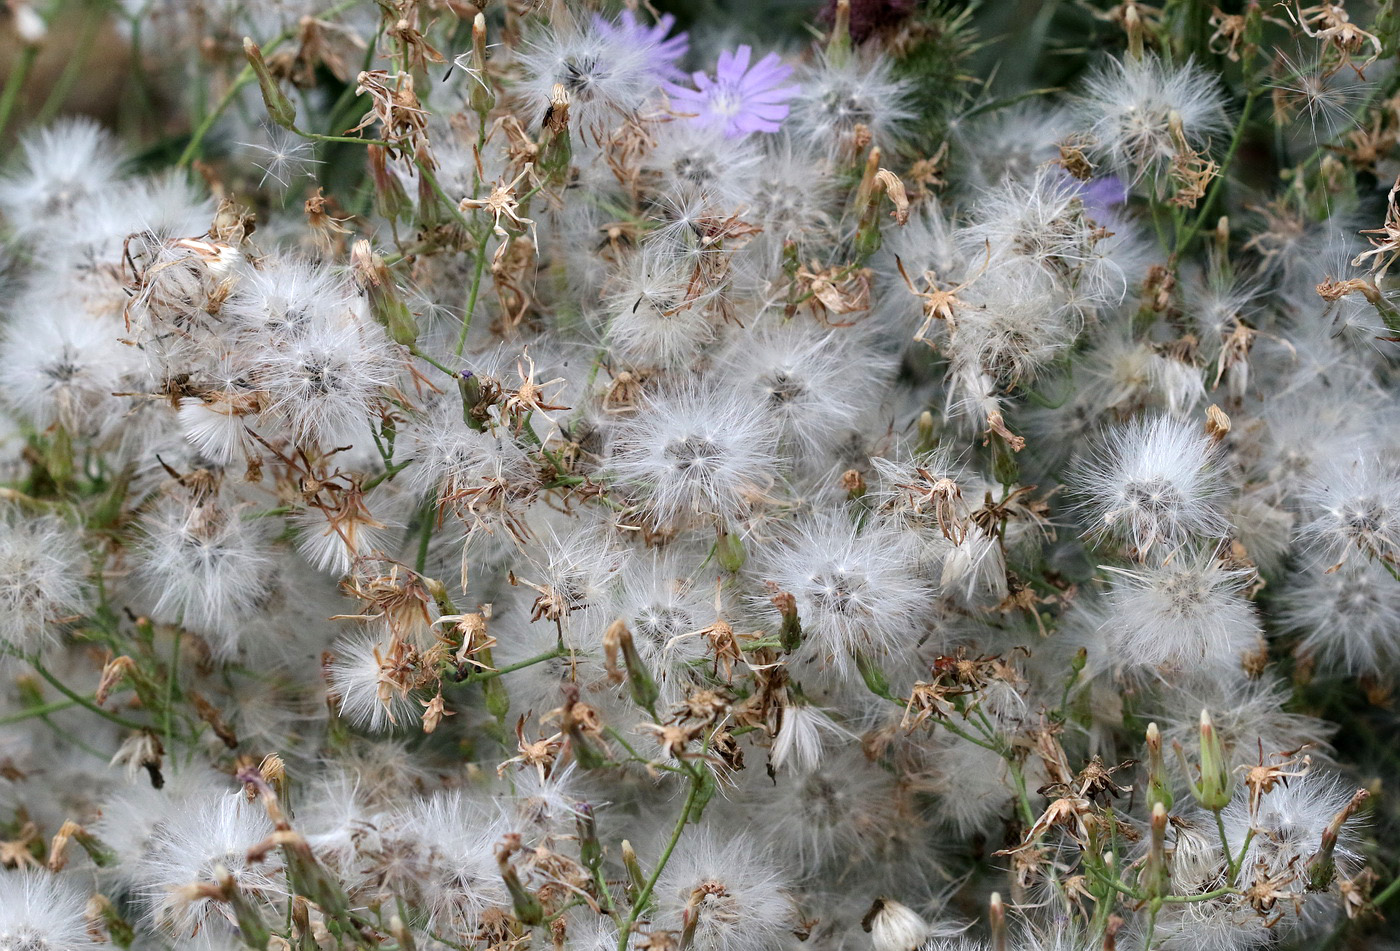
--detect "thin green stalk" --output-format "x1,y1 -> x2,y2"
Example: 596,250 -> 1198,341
33,0 -> 106,126
29,658 -> 146,731
460,647 -> 567,685
0,45 -> 40,147
1142,898 -> 1160,951
409,345 -> 457,377
1160,885 -> 1240,904
603,726 -> 686,775
164,629 -> 182,757
175,0 -> 362,167
455,234 -> 491,357
299,130 -> 394,148
414,494 -> 435,574
616,771 -> 704,951
0,696 -> 82,726
1372,872 -> 1400,911
1175,90 -> 1259,256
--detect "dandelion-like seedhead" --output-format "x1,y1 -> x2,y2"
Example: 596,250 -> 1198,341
1072,414 -> 1230,554
1076,54 -> 1229,180
0,4 -> 1395,951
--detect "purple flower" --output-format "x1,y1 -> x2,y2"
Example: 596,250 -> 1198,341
1077,173 -> 1130,229
667,45 -> 799,139
593,11 -> 689,81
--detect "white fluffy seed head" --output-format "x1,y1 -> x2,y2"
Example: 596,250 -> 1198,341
1223,770 -> 1363,935
513,18 -> 665,143
1296,454 -> 1400,567
0,513 -> 88,656
865,898 -> 930,951
591,551 -> 717,702
963,166 -> 1129,309
602,245 -> 717,369
756,511 -> 928,677
787,52 -> 915,161
607,384 -> 782,528
1076,54 -> 1229,180
0,868 -> 101,951
1281,555 -> 1400,674
0,300 -> 137,442
400,791 -> 511,933
1100,553 -> 1262,680
718,322 -> 893,459
133,791 -> 283,940
0,118 -> 124,234
1072,414 -> 1229,554
326,632 -> 422,733
654,829 -> 794,951
135,497 -> 277,654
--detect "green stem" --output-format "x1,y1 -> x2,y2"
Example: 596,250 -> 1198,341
1160,885 -> 1240,904
1373,873 -> 1400,911
175,0 -> 362,168
299,130 -> 394,148
455,233 -> 491,357
0,45 -> 40,147
1213,809 -> 1233,875
164,630 -> 181,756
1175,90 -> 1258,257
0,696 -> 82,726
616,771 -> 704,951
177,65 -> 255,167
30,658 -> 146,731
33,0 -> 106,126
459,647 -> 567,685
414,494 -> 435,574
409,345 -> 458,377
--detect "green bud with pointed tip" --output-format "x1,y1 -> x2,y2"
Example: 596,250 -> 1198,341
243,38 -> 297,131
716,527 -> 746,573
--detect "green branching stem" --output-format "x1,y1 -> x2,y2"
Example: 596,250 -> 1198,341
1174,90 -> 1259,257
456,647 -> 568,686
176,0 -> 362,168
456,226 -> 492,357
615,768 -> 706,951
28,656 -> 147,732
0,695 -> 83,726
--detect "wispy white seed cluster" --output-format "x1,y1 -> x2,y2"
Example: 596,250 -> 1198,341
0,3 -> 1397,951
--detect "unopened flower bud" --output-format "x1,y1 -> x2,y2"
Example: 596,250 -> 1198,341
1143,802 -> 1170,898
772,589 -> 802,652
390,914 -> 417,951
827,0 -> 852,64
576,803 -> 603,870
1145,722 -> 1173,811
497,837 -> 545,924
243,38 -> 298,130
352,240 -> 419,346
469,14 -> 495,118
856,650 -> 893,701
368,145 -> 412,222
1180,710 -> 1232,811
540,84 -> 573,185
14,4 -> 45,45
716,525 -> 746,573
1307,788 -> 1369,892
615,621 -> 659,712
989,892 -> 1007,951
621,839 -> 645,901
862,898 -> 928,951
